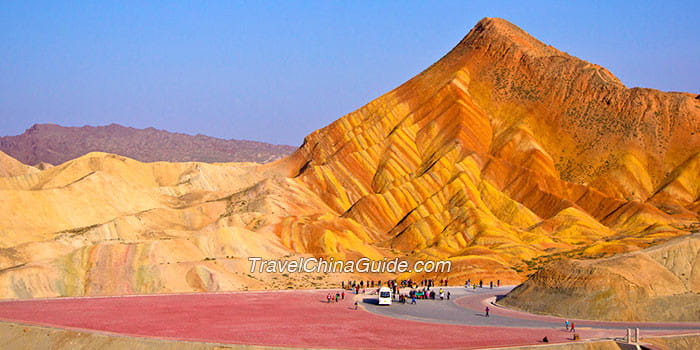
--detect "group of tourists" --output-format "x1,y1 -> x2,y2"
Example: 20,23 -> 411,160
383,285 -> 453,305
341,277 -> 503,291
341,277 -> 456,293
404,287 -> 450,301
464,279 -> 500,289
325,291 -> 345,303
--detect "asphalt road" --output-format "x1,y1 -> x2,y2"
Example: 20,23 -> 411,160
362,286 -> 700,332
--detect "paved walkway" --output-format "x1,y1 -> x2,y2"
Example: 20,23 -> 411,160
0,288 -> 697,349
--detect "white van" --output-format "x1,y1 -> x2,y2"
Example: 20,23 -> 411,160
378,287 -> 392,305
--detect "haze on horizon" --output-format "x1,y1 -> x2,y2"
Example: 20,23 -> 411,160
1,1 -> 698,146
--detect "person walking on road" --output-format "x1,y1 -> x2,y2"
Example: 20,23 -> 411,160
341,291 -> 345,300
485,306 -> 490,317
411,296 -> 417,304
570,322 -> 575,332
565,320 -> 570,331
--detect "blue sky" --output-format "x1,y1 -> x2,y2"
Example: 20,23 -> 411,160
1,1 -> 698,146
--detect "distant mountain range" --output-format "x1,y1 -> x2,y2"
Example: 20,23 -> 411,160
0,123 -> 296,165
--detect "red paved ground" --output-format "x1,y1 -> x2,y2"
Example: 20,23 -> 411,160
0,290 -> 695,349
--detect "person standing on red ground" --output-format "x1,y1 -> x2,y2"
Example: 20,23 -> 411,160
485,306 -> 490,317
565,320 -> 570,331
570,322 -> 575,332
341,291 -> 345,300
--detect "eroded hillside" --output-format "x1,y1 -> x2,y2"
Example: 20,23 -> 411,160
500,233 -> 700,321
283,17 -> 700,280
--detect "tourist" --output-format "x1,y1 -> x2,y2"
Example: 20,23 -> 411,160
341,291 -> 345,300
565,320 -> 570,331
354,301 -> 358,310
490,281 -> 493,289
485,306 -> 490,317
335,293 -> 339,302
411,296 -> 417,304
327,294 -> 331,303
447,291 -> 451,300
570,322 -> 575,332
479,280 -> 483,288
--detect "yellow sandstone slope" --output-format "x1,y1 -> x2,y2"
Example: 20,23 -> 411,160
0,18 -> 699,298
501,233 -> 700,321
0,150 -> 38,177
0,152 -> 320,297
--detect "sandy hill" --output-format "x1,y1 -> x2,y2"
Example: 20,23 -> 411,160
0,18 -> 699,300
501,233 -> 700,321
0,151 -> 38,177
0,123 -> 296,165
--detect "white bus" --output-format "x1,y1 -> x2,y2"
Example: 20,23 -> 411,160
378,287 -> 392,305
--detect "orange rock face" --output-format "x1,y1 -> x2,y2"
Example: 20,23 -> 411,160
0,18 -> 698,298
280,17 -> 700,281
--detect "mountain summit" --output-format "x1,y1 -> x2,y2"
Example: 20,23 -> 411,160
285,17 -> 700,278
